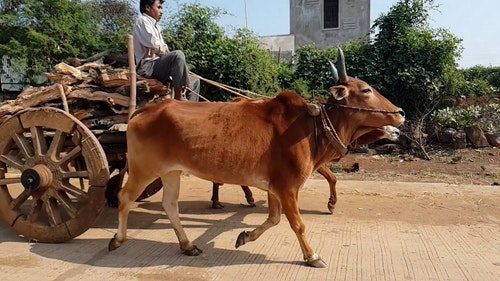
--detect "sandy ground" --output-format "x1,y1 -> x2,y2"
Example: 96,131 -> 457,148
0,176 -> 499,281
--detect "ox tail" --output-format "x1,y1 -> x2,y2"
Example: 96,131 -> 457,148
105,161 -> 128,208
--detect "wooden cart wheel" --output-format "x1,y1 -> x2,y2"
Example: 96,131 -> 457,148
0,107 -> 109,242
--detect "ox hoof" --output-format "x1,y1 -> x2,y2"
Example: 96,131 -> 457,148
327,200 -> 336,215
235,231 -> 249,248
240,202 -> 257,207
183,245 -> 203,256
327,203 -> 335,214
108,235 -> 123,251
212,202 -> 224,209
306,255 -> 327,268
247,197 -> 256,207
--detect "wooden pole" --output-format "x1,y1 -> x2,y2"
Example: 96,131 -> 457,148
57,83 -> 69,113
127,35 -> 137,120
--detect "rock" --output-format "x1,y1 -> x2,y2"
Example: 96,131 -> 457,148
438,128 -> 457,143
342,162 -> 360,173
350,145 -> 368,153
452,129 -> 467,149
366,148 -> 378,156
484,133 -> 499,147
464,125 -> 490,148
374,144 -> 399,154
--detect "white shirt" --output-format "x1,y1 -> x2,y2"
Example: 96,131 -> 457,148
132,13 -> 169,76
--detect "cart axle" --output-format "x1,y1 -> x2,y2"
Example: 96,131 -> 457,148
21,164 -> 53,191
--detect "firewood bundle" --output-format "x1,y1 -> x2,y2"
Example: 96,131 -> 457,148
0,52 -> 169,130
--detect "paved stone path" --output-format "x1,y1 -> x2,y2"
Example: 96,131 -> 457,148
1,177 -> 499,280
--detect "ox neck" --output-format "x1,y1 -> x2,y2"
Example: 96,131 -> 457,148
318,105 -> 348,156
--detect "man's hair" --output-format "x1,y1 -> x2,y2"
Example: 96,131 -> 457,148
139,0 -> 164,14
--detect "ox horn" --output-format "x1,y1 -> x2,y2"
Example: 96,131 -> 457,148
328,60 -> 339,84
335,47 -> 349,84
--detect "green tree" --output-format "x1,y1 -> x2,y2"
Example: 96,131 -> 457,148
368,0 -> 462,120
0,0 -> 134,83
163,2 -> 226,57
164,3 -> 280,101
290,45 -> 337,98
461,66 -> 500,94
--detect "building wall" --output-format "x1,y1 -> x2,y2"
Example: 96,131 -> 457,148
291,0 -> 370,49
257,0 -> 370,59
258,34 -> 295,52
1,55 -> 26,92
257,34 -> 295,61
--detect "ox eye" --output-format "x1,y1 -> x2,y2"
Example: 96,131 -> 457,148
361,88 -> 372,94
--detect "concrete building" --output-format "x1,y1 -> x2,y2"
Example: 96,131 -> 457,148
258,0 -> 370,60
1,56 -> 26,98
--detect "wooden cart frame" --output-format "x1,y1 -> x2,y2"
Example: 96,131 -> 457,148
0,36 -> 164,242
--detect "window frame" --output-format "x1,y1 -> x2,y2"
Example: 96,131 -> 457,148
323,0 -> 340,29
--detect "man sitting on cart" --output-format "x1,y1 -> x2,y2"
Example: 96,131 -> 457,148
133,0 -> 199,101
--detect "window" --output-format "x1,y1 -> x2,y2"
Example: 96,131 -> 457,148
323,0 -> 339,29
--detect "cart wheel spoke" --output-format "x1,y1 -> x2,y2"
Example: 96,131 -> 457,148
53,190 -> 78,219
30,126 -> 48,156
0,176 -> 21,185
44,197 -> 63,226
9,189 -> 31,210
12,132 -> 34,159
0,154 -> 24,170
57,181 -> 88,202
61,170 -> 90,179
58,146 -> 82,167
47,130 -> 67,160
27,199 -> 43,223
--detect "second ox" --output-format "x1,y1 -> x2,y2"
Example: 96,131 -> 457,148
108,48 -> 405,268
211,124 -> 401,212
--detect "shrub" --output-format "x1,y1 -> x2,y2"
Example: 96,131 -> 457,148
165,4 -> 280,101
462,66 -> 500,93
431,103 -> 499,133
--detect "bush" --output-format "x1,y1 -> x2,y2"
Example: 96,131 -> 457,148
0,0 -> 134,83
462,66 -> 500,93
431,103 -> 499,133
369,0 -> 462,120
165,4 -> 280,101
291,45 -> 338,98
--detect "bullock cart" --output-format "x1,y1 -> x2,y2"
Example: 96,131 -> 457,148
0,42 -> 405,269
0,37 -> 268,243
0,38 -> 174,242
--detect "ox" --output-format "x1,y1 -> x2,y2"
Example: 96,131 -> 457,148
210,125 -> 401,212
108,48 -> 405,267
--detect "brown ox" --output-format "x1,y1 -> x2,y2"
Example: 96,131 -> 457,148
108,48 -> 405,267
210,125 -> 401,212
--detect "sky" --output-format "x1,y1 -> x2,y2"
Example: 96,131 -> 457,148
167,0 -> 500,69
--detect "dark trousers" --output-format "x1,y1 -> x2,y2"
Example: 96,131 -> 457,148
152,50 -> 200,101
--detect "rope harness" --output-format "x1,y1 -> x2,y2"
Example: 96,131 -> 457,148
188,72 -> 268,101
184,72 -> 401,158
319,105 -> 348,156
317,103 -> 402,157
325,103 -> 402,114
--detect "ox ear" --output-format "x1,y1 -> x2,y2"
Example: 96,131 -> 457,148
329,85 -> 349,100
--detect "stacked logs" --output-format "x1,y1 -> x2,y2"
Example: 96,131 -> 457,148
0,53 -> 168,130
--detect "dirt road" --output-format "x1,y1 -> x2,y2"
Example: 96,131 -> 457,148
0,176 -> 499,281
